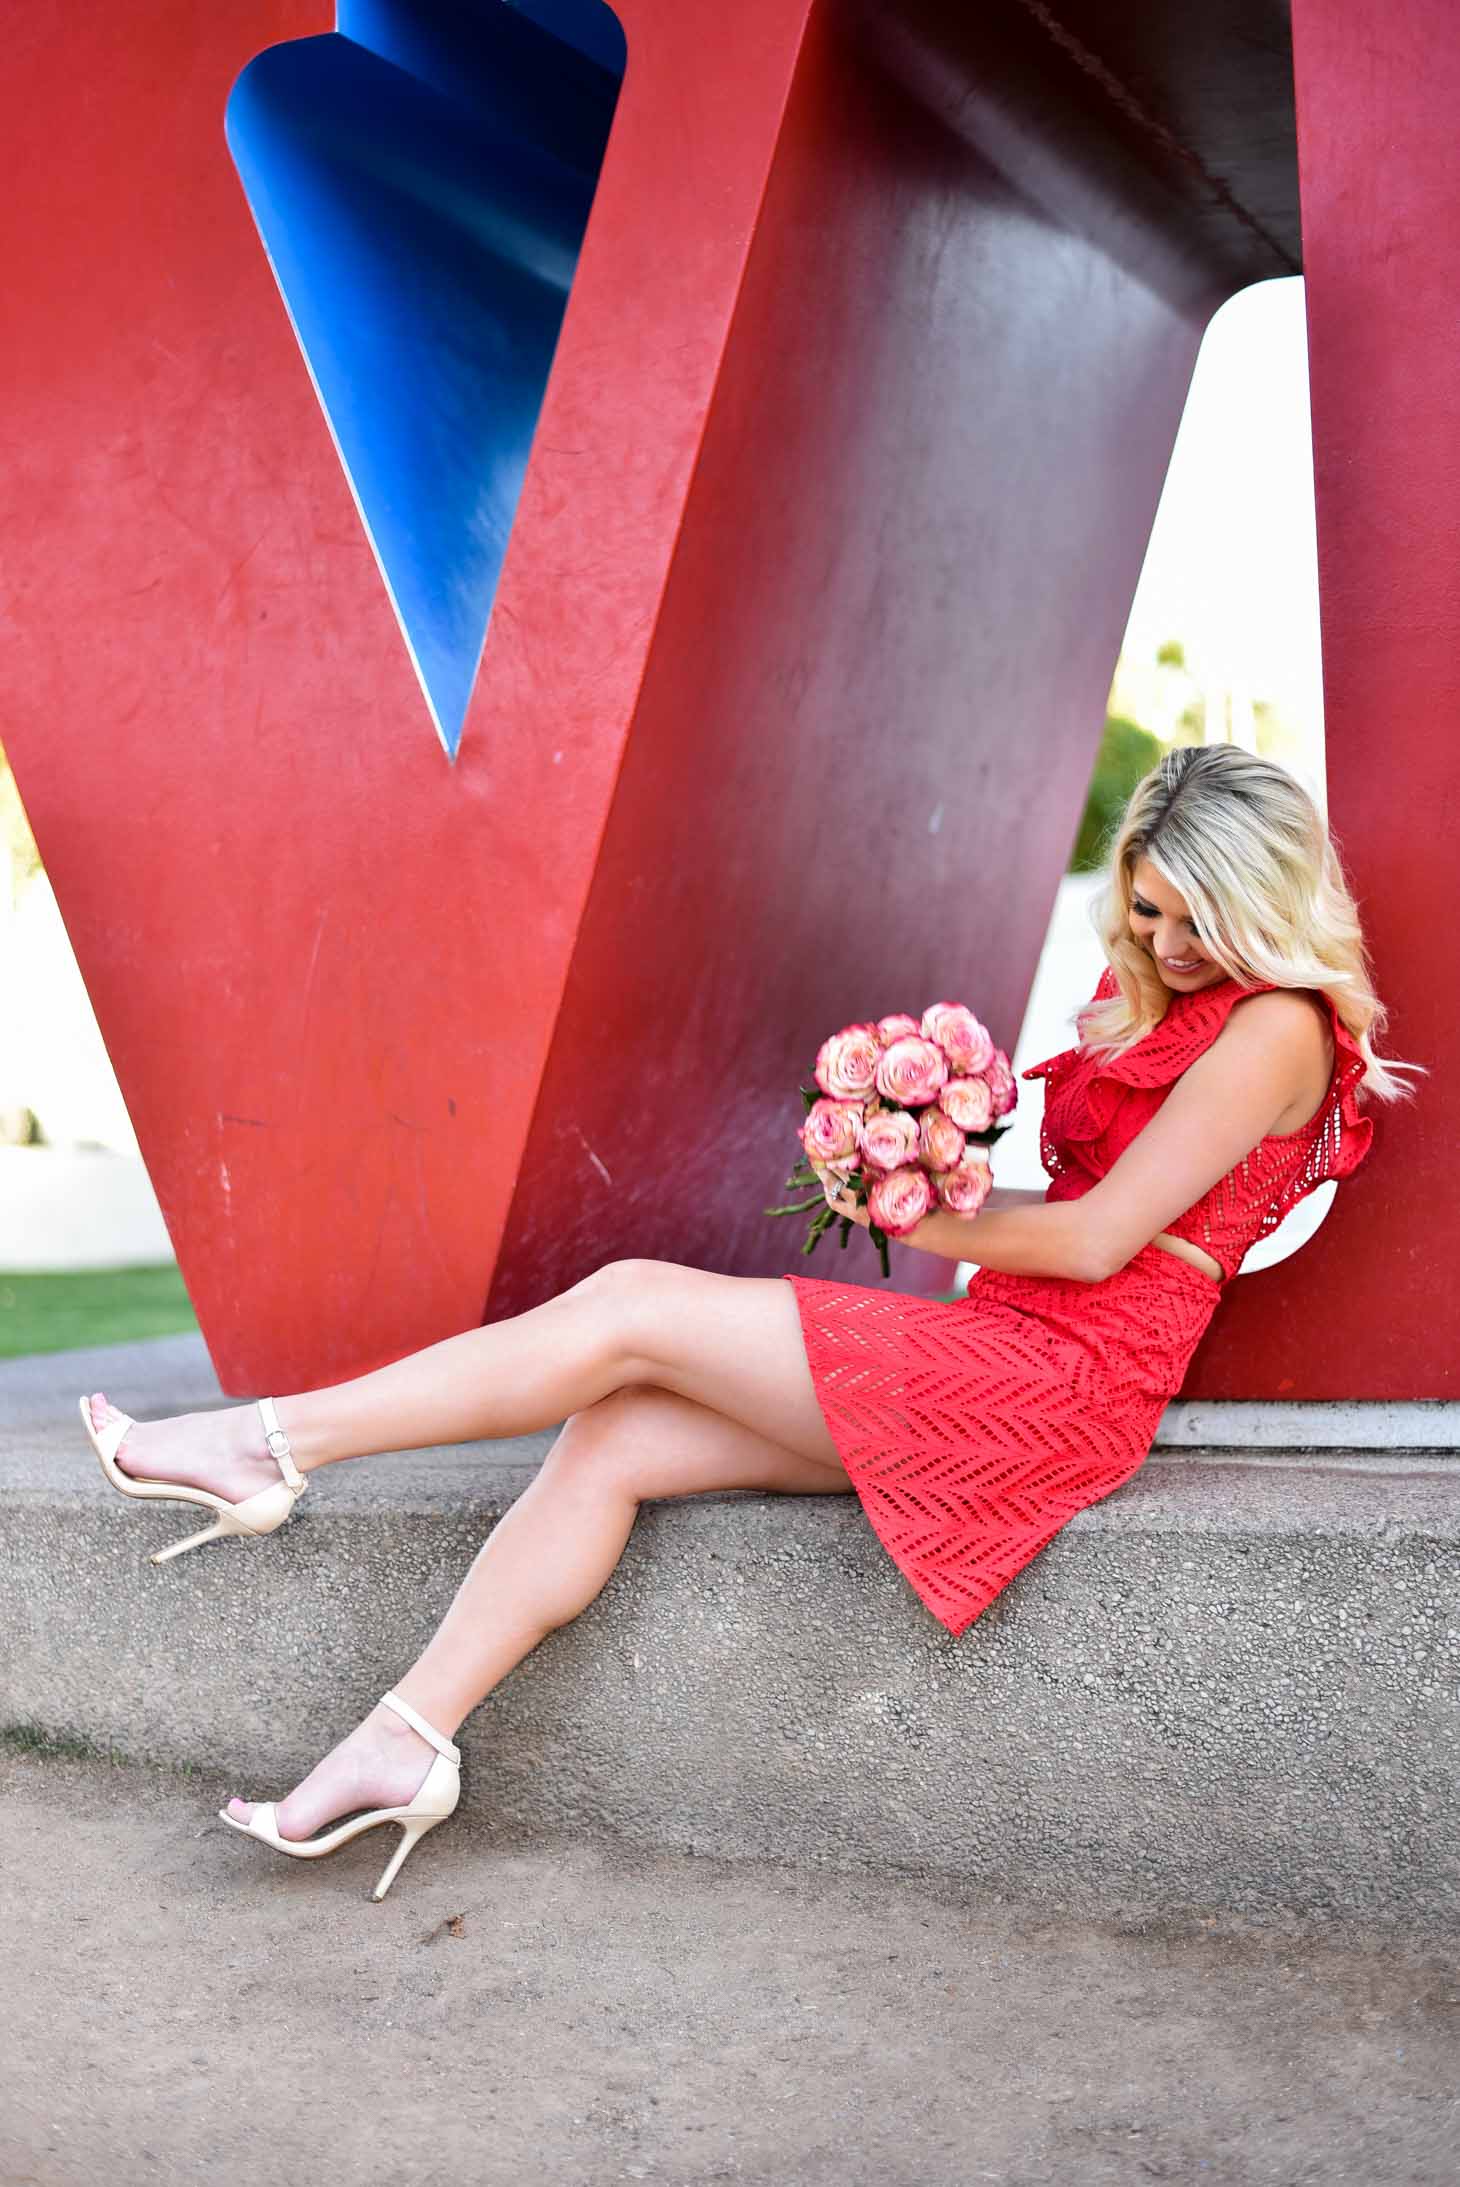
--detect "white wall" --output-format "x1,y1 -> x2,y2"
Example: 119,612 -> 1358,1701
0,875 -> 173,1269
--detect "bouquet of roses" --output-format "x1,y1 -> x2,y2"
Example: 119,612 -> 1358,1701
765,1002 -> 1017,1279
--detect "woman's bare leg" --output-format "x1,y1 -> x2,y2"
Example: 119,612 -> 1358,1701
89,1258 -> 843,1495
226,1381 -> 851,1838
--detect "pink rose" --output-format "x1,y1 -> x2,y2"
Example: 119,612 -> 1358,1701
936,1146 -> 993,1216
859,1107 -> 921,1173
866,1165 -> 934,1238
939,1076 -> 993,1133
875,1013 -> 921,1045
984,1049 -> 1018,1118
814,1023 -> 882,1100
918,1104 -> 966,1172
874,1035 -> 948,1107
799,1098 -> 863,1168
921,1003 -> 995,1076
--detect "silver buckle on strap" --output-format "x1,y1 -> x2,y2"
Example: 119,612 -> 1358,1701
258,1398 -> 306,1493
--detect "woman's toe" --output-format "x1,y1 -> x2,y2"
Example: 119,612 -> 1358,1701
227,1797 -> 253,1821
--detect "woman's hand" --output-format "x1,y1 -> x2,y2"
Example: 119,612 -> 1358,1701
809,1158 -> 968,1249
823,1180 -> 973,1257
808,1159 -> 872,1229
823,1180 -> 873,1230
808,1157 -> 992,1256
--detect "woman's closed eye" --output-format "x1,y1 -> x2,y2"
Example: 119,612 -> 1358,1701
1133,897 -> 1200,933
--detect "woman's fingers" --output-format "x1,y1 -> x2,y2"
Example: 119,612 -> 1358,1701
809,1158 -> 840,1206
809,1159 -> 873,1227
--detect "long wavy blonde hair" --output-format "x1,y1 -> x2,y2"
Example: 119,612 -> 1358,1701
1077,744 -> 1424,1105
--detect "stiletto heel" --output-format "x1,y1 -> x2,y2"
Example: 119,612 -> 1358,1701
218,1690 -> 462,1901
79,1393 -> 308,1563
151,1515 -> 231,1564
372,1814 -> 439,1901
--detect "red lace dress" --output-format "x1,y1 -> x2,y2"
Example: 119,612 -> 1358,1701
781,965 -> 1375,1637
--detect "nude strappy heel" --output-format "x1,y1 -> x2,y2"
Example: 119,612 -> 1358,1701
217,1691 -> 463,1901
79,1393 -> 308,1564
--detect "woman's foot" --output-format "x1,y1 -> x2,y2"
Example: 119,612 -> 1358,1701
85,1392 -> 289,1507
226,1700 -> 442,1842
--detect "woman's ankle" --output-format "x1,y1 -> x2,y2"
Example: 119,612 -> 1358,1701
369,1701 -> 435,1751
380,1685 -> 466,1747
264,1394 -> 336,1474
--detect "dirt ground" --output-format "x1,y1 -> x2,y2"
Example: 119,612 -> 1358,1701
1,1742 -> 1455,2187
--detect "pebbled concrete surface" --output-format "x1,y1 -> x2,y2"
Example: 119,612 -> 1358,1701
5,1336 -> 1459,1929
3,1743 -> 1459,2187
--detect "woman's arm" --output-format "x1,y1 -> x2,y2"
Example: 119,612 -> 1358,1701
980,1185 -> 1051,1214
861,992 -> 1320,1277
818,989 -> 1325,1282
818,1173 -> 1098,1279
884,1199 -> 1099,1279
1063,989 -> 1328,1278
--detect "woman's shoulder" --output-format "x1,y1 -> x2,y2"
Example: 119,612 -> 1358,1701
1161,975 -> 1336,1087
1216,981 -> 1334,1046
1211,982 -> 1341,1077
1024,967 -> 1331,1095
1021,962 -> 1373,1173
1209,982 -> 1334,1096
1196,979 -> 1374,1168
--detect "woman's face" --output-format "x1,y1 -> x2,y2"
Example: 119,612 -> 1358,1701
1127,856 -> 1228,993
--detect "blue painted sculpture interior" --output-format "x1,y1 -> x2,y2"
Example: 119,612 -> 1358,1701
226,0 -> 626,759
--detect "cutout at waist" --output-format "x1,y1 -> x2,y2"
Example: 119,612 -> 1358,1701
1150,1231 -> 1223,1285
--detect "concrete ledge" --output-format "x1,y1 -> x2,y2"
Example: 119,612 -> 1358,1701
1156,1398 -> 1460,1450
3,1336 -> 1457,1927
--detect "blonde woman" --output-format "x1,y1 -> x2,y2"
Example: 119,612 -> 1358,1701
80,744 -> 1422,1899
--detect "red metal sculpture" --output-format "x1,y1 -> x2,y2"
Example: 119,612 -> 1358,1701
1,1 -> 1447,1396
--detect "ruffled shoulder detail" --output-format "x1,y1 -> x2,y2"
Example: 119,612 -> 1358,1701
1074,972 -> 1274,1094
1023,965 -> 1375,1172
1019,965 -> 1118,1086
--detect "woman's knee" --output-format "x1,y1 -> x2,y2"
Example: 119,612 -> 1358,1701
541,1384 -> 657,1496
543,1380 -> 843,1504
580,1256 -> 671,1301
571,1257 -> 679,1380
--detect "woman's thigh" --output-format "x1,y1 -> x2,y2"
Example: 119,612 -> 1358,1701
593,1258 -> 849,1474
565,1380 -> 852,1498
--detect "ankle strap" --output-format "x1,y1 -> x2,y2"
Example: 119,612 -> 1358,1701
257,1397 -> 306,1495
380,1689 -> 461,1765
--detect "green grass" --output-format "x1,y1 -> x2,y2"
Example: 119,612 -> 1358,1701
0,1260 -> 963,1360
0,1264 -> 199,1359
